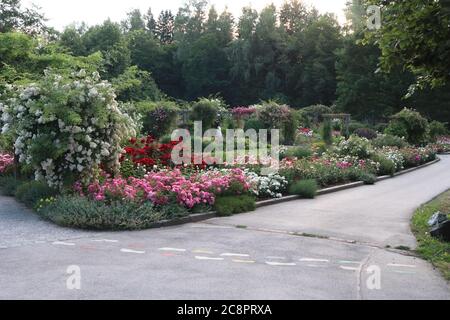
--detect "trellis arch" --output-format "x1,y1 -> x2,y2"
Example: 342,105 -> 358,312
323,113 -> 351,138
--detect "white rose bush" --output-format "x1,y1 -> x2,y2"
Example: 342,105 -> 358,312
0,69 -> 135,188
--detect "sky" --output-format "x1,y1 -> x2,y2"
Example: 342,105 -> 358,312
22,0 -> 349,31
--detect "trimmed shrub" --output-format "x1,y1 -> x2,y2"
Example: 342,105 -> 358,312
428,121 -> 448,142
321,120 -> 333,145
190,98 -> 221,129
354,128 -> 377,140
289,179 -> 318,198
373,154 -> 396,176
283,114 -> 299,145
372,134 -> 408,148
138,101 -> 179,138
359,172 -> 377,185
385,108 -> 428,145
257,102 -> 292,129
37,196 -> 189,230
15,181 -> 59,208
214,195 -> 256,217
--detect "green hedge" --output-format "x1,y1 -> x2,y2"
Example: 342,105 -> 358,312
214,195 -> 256,217
289,179 -> 318,198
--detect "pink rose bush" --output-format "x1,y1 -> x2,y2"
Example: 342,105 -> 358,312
431,136 -> 450,153
0,153 -> 14,173
75,168 -> 250,209
399,147 -> 436,168
231,106 -> 257,119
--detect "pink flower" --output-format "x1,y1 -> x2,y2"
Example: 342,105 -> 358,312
0,153 -> 14,173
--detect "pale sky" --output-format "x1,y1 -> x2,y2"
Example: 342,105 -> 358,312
23,0 -> 348,30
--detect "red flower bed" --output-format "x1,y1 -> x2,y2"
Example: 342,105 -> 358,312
122,136 -> 181,167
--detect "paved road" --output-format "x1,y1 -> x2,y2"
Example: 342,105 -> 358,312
1,156 -> 450,300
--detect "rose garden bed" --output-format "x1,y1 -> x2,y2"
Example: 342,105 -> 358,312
0,70 -> 447,231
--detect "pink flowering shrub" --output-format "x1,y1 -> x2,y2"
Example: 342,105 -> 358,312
431,136 -> 450,153
399,147 -> 436,168
75,168 -> 249,209
0,153 -> 14,173
231,106 -> 257,119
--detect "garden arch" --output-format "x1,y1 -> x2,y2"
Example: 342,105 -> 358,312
323,113 -> 351,138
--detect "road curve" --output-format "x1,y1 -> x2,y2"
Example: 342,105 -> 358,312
0,156 -> 449,300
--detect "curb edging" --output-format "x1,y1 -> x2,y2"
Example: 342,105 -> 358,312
150,157 -> 442,228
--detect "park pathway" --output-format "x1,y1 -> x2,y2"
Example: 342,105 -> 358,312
0,156 -> 449,300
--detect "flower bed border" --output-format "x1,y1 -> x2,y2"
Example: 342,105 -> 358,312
145,157 -> 442,229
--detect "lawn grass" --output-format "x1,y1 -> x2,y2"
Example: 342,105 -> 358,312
411,190 -> 450,280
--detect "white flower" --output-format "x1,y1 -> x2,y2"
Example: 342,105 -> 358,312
77,69 -> 86,77
88,88 -> 98,98
2,124 -> 10,134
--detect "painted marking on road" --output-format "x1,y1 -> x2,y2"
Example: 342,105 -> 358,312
195,256 -> 224,261
193,250 -> 215,254
392,270 -> 416,275
52,241 -> 75,246
338,260 -> 361,265
299,258 -> 329,263
387,263 -> 416,268
120,248 -> 145,254
158,247 -> 187,252
340,266 -> 360,271
92,239 -> 119,243
221,253 -> 250,258
232,259 -> 256,264
306,264 -> 328,268
265,261 -> 297,267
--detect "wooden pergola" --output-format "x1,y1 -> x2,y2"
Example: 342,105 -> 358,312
323,113 -> 351,138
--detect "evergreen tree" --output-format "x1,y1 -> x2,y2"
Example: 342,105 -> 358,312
155,10 -> 174,44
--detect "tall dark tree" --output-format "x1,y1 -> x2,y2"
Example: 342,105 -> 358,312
155,10 -> 174,44
144,8 -> 156,34
122,9 -> 145,32
279,0 -> 308,34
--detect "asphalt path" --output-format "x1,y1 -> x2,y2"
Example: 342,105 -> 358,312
1,156 -> 449,300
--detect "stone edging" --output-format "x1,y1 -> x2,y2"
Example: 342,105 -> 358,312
151,157 -> 442,228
